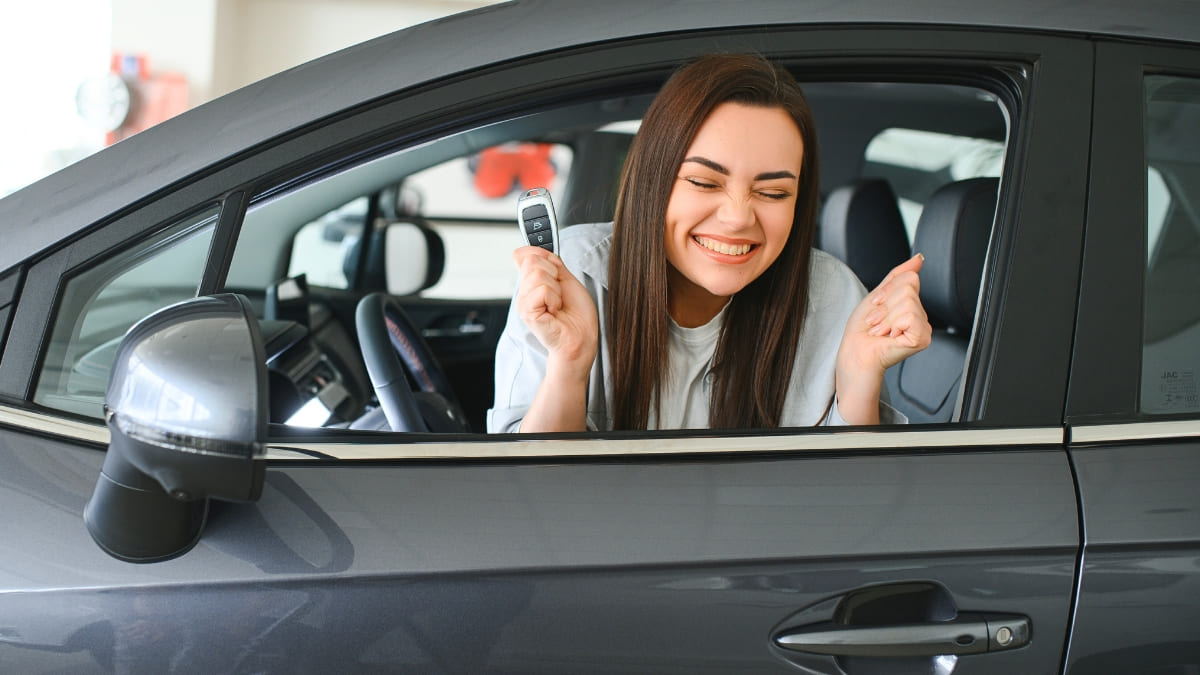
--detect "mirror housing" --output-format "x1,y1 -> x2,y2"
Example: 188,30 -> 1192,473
84,294 -> 267,563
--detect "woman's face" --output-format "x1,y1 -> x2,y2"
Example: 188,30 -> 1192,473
663,102 -> 804,326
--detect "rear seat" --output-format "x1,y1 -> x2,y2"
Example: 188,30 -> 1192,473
818,178 -> 911,289
885,177 -> 998,423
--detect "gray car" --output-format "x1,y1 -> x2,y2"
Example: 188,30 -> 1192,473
1,1 -> 1198,672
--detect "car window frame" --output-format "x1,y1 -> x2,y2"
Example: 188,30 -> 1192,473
1068,39 -> 1200,428
0,26 -> 1093,454
0,190 -> 239,407
31,206 -> 222,419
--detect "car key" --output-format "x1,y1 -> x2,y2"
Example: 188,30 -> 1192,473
516,187 -> 560,254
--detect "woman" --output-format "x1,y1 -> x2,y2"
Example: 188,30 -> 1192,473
489,54 -> 930,432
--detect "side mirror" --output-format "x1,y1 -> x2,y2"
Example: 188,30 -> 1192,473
84,294 -> 268,563
383,221 -> 444,295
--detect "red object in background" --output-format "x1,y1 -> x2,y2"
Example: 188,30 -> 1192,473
107,52 -> 189,145
472,143 -> 557,198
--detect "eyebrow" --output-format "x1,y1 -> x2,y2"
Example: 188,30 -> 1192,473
682,156 -> 798,182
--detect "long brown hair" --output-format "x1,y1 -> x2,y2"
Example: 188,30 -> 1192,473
607,54 -> 820,430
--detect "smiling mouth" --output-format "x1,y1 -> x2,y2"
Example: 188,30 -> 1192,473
694,236 -> 756,256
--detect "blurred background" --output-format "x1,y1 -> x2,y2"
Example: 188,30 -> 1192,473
0,0 -> 502,198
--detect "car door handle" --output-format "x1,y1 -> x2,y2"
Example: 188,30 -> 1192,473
421,312 -> 487,338
774,613 -> 1030,657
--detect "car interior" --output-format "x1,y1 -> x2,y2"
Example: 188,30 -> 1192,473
33,74 -> 1011,435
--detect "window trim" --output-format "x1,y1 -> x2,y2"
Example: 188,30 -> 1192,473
0,399 -> 1062,459
2,27 -> 1097,434
1067,40 -> 1200,424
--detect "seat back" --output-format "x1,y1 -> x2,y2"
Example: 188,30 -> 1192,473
818,178 -> 911,289
885,177 -> 997,423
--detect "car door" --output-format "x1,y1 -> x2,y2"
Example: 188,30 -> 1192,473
0,26 -> 1090,673
1063,40 -> 1200,674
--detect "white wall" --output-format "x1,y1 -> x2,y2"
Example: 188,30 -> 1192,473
0,0 -> 111,195
114,0 -> 500,105
110,0 -> 219,105
0,0 -> 499,196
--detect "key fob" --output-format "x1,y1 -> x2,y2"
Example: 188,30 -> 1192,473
517,187 -> 559,254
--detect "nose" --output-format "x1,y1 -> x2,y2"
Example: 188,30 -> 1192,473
717,194 -> 754,229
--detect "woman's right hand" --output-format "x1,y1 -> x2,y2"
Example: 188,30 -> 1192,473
513,246 -> 599,380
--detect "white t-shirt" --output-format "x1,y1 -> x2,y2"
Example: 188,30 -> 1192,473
650,304 -> 726,429
488,222 -> 899,432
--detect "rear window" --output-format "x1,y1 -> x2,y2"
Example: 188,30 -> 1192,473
1141,75 -> 1200,414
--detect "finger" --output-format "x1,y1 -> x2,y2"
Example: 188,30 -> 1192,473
516,260 -> 563,310
873,253 -> 925,297
885,306 -> 932,345
868,293 -> 928,338
516,252 -> 561,288
871,269 -> 922,309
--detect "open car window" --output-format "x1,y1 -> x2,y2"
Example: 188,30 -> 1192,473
221,77 -> 1011,443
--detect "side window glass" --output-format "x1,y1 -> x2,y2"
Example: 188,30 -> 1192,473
34,208 -> 218,418
864,127 -> 1004,240
287,197 -> 369,289
1141,75 -> 1200,414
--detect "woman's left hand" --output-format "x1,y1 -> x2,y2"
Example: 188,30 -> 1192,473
834,254 -> 932,423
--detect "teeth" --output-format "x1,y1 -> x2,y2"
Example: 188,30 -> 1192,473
696,236 -> 752,256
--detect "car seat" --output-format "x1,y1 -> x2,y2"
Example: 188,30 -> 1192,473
885,177 -> 998,423
344,217 -> 446,294
818,178 -> 911,289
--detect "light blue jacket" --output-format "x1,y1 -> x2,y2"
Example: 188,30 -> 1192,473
488,222 -> 898,432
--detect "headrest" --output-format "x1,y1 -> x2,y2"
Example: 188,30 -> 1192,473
912,178 -> 997,331
819,179 -> 911,289
343,219 -> 445,295
382,220 -> 445,295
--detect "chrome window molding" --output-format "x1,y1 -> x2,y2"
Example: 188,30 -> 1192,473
1070,419 -> 1200,445
0,404 -> 109,445
269,426 -> 1063,460
0,402 -> 1066,461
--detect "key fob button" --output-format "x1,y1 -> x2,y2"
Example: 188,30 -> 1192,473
521,204 -> 548,221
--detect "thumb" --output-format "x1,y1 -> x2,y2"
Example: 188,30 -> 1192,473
876,252 -> 924,289
898,251 -> 925,275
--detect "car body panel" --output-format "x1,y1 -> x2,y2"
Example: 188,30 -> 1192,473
0,426 -> 1078,671
1062,38 -> 1200,674
1066,434 -> 1200,674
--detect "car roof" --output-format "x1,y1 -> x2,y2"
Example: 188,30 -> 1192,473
2,0 -> 1197,271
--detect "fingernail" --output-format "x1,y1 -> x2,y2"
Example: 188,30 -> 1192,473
915,252 -> 925,261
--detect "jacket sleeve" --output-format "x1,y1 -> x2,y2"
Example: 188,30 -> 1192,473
486,291 -> 546,433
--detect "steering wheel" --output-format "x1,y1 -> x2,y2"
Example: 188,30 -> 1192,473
354,293 -> 469,432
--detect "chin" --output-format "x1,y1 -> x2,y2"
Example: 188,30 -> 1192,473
700,277 -> 755,299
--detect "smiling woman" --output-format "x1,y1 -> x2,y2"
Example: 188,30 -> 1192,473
489,53 -> 931,434
664,103 -> 805,325
10,2 -> 1198,671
